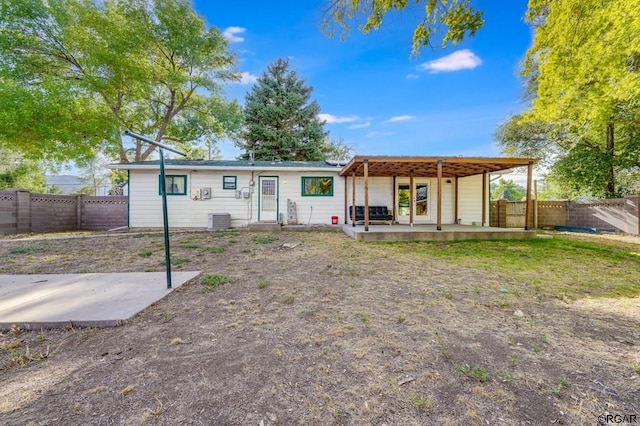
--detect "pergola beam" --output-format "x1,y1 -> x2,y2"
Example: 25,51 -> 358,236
340,156 -> 537,178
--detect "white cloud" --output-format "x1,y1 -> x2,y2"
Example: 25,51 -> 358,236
318,113 -> 358,124
406,73 -> 419,80
234,71 -> 258,85
386,115 -> 414,123
347,121 -> 371,129
366,131 -> 393,138
419,49 -> 482,73
223,26 -> 247,43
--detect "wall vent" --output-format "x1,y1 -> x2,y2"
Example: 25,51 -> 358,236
207,213 -> 230,230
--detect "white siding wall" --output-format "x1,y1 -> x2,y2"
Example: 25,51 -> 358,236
457,174 -> 488,225
128,169 -> 344,228
264,171 -> 344,225
439,179 -> 455,224
346,177 -> 394,206
344,176 -> 457,224
129,169 -> 486,227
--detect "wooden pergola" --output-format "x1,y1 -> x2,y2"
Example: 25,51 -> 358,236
339,156 -> 538,231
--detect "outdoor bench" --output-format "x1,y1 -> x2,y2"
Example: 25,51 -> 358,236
349,206 -> 393,224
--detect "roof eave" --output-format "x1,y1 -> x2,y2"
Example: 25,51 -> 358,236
108,164 -> 343,173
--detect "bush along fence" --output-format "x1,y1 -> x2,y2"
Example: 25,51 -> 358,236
490,196 -> 639,235
0,190 -> 127,235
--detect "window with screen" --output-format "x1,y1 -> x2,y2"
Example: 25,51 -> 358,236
302,177 -> 333,196
223,176 -> 237,190
158,175 -> 187,195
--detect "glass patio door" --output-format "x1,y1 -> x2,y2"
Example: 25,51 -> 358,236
397,182 -> 431,224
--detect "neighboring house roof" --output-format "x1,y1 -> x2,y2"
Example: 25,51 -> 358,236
45,175 -> 84,194
108,159 -> 347,172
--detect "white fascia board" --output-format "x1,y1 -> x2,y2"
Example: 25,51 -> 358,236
108,164 -> 343,174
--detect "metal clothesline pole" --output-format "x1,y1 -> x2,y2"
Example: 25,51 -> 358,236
124,130 -> 186,289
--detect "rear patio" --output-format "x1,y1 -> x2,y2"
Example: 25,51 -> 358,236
341,223 -> 536,242
340,156 -> 538,239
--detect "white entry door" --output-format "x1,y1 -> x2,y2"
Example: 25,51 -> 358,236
258,177 -> 278,221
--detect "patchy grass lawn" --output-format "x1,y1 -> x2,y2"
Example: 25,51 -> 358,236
390,236 -> 640,298
0,230 -> 639,425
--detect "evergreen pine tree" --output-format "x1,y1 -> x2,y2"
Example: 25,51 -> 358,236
238,58 -> 327,161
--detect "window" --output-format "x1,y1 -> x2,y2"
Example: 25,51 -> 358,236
223,175 -> 237,190
158,175 -> 187,195
302,177 -> 333,196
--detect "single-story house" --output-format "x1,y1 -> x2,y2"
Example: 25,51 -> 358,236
109,155 -> 537,230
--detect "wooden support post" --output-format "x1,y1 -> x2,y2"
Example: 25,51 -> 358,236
392,176 -> 397,223
482,171 -> 487,227
437,160 -> 443,231
344,174 -> 347,224
351,171 -> 356,227
364,159 -> 369,232
454,176 -> 459,224
525,161 -> 533,230
409,173 -> 414,226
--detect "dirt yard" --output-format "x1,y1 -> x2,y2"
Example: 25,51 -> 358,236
1,230 -> 639,425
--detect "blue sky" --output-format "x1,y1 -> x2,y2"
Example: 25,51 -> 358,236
193,1 -> 532,160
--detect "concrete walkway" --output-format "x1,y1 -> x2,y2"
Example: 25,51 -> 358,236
0,271 -> 200,330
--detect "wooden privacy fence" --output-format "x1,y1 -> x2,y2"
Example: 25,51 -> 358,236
490,196 -> 639,235
490,199 -> 534,228
0,190 -> 127,235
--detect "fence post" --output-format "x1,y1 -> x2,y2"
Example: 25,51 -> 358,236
76,195 -> 83,230
533,180 -> 538,229
16,190 -> 31,234
491,200 -> 499,227
637,196 -> 640,236
499,199 -> 507,228
628,195 -> 639,235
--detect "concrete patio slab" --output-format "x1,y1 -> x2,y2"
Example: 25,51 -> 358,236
0,271 -> 201,330
341,224 -> 537,242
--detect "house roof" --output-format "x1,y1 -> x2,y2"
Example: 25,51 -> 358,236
110,156 -> 538,178
109,159 -> 347,172
339,156 -> 537,178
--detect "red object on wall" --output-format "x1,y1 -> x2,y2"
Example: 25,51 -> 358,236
331,215 -> 338,225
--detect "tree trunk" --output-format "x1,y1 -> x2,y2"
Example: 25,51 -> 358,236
606,123 -> 615,197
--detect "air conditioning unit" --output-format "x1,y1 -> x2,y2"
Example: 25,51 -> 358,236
207,213 -> 230,230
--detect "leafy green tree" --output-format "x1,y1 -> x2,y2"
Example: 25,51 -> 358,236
238,58 -> 327,161
323,0 -> 484,54
506,0 -> 640,198
322,137 -> 355,161
77,154 -> 113,196
490,179 -> 525,201
46,185 -> 63,195
0,0 -> 241,163
0,149 -> 46,192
